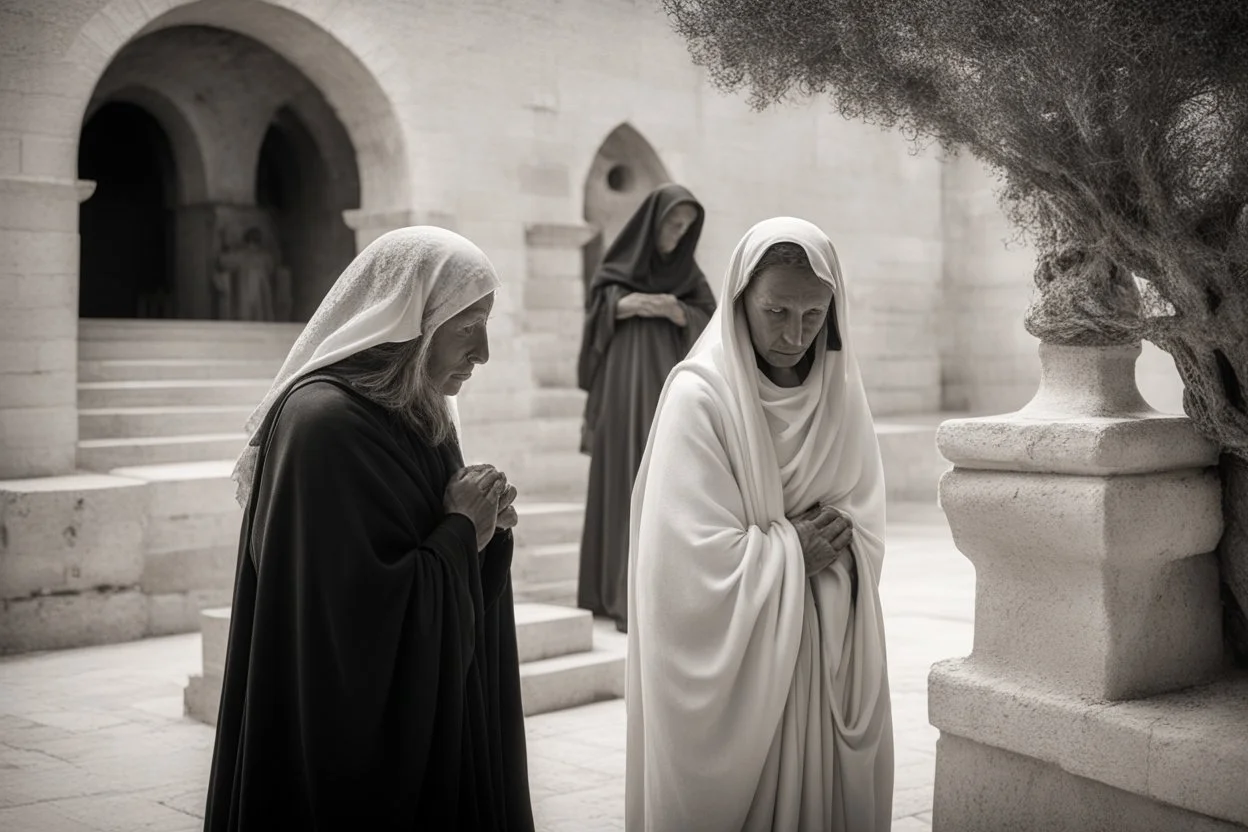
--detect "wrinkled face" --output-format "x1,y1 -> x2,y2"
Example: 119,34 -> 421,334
424,292 -> 494,395
655,203 -> 699,256
742,264 -> 834,369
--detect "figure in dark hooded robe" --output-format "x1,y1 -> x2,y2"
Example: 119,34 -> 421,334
206,226 -> 534,831
575,183 -> 717,632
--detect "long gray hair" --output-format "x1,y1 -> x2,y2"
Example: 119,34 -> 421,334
331,333 -> 457,446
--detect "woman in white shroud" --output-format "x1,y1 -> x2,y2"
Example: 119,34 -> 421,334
626,217 -> 893,831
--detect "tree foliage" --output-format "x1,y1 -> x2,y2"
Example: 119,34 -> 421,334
663,0 -> 1248,663
665,0 -> 1248,453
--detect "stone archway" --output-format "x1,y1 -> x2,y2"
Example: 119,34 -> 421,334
581,123 -> 672,287
67,1 -> 412,227
0,0 -> 416,478
78,21 -> 365,321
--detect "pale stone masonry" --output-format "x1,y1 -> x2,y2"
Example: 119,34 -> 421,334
931,343 -> 1246,830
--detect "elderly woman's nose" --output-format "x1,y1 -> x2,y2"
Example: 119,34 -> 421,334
470,330 -> 490,364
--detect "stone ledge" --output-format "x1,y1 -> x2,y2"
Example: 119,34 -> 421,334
929,658 -> 1248,827
934,733 -> 1246,832
0,588 -> 147,654
940,467 -> 1223,567
1,472 -> 149,598
524,222 -> 596,248
937,412 -> 1218,475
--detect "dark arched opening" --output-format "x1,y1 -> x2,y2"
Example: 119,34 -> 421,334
78,101 -> 176,318
254,106 -> 357,322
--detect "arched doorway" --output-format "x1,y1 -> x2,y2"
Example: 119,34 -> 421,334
78,23 -> 364,322
78,102 -> 177,318
255,106 -> 358,322
581,123 -> 672,288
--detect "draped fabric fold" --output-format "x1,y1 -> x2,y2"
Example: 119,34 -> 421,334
626,217 -> 893,831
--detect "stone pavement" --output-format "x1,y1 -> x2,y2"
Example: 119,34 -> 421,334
0,501 -> 973,831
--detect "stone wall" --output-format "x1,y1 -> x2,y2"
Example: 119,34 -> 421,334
0,0 -> 955,419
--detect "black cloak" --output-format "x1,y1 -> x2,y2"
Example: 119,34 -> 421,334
204,372 -> 534,831
574,184 -> 717,628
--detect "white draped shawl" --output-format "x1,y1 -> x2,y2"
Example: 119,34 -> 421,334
230,226 -> 500,506
625,217 -> 894,831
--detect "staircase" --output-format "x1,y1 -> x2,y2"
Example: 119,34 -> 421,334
77,318 -> 621,722
78,320 -> 297,634
185,602 -> 625,724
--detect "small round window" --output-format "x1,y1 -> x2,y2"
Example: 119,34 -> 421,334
606,164 -> 633,192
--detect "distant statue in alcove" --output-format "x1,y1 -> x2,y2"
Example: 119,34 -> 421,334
214,227 -> 278,321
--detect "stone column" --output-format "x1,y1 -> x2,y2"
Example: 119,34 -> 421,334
928,340 -> 1247,830
0,176 -> 93,479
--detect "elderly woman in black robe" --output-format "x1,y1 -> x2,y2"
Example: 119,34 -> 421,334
576,183 -> 717,632
206,227 -> 534,831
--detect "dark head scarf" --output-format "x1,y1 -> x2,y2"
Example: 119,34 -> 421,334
588,183 -> 706,300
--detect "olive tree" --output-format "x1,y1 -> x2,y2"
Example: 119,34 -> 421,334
662,0 -> 1248,662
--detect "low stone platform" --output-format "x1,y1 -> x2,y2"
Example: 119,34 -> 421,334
930,661 -> 1248,830
184,602 -> 625,725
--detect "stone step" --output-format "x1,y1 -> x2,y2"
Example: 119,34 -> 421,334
194,600 -> 592,679
511,603 -> 594,663
79,318 -> 304,341
493,450 -> 590,502
142,544 -> 237,598
510,501 -> 584,549
79,339 -> 294,360
519,648 -> 625,717
513,578 -> 578,607
78,379 -> 272,408
79,405 -> 253,439
533,388 -> 585,419
456,388 -> 537,425
459,418 -> 582,455
78,433 -> 247,471
514,542 -> 579,587
187,602 -> 613,725
110,460 -> 239,517
78,358 -> 282,382
148,587 -> 234,638
146,509 -> 242,557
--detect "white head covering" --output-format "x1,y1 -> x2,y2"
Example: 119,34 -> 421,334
626,217 -> 892,831
230,226 -> 501,507
688,215 -> 886,574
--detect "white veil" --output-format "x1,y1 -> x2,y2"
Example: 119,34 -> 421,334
230,226 -> 501,507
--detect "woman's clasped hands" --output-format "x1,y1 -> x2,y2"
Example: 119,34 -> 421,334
444,463 -> 519,552
791,502 -> 854,578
